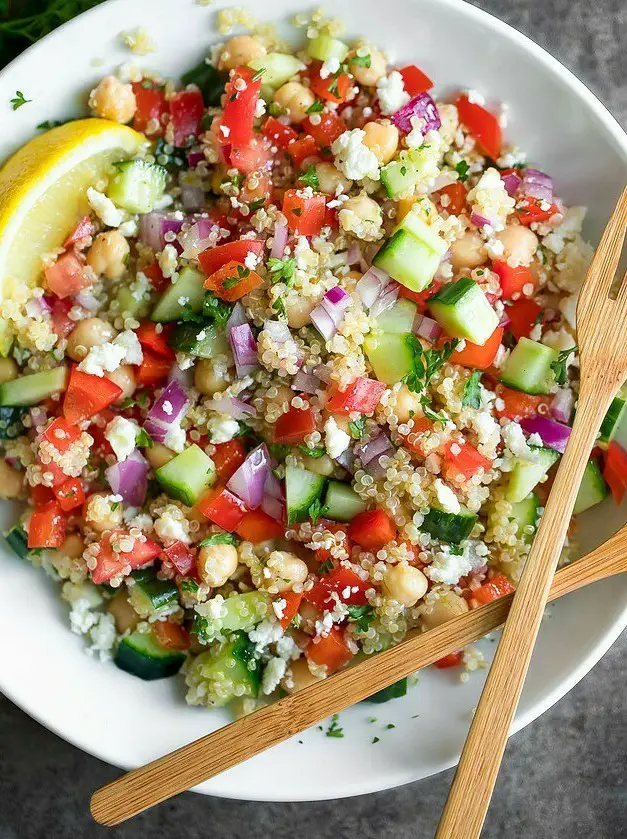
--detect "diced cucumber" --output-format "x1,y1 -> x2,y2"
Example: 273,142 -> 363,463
422,506 -> 478,544
193,591 -> 271,643
114,629 -> 185,680
249,53 -> 304,88
372,298 -> 417,335
107,159 -> 167,214
285,464 -> 326,524
574,459 -> 609,515
186,631 -> 261,706
373,229 -> 441,293
156,444 -> 216,506
4,525 -> 31,559
380,159 -> 418,199
0,366 -> 67,407
509,493 -> 539,543
323,481 -> 367,522
506,446 -> 559,503
0,406 -> 26,440
365,677 -> 408,703
0,321 -> 13,357
128,570 -> 179,618
500,337 -> 558,396
599,389 -> 627,443
398,210 -> 449,257
115,284 -> 152,319
150,266 -> 206,322
363,332 -> 414,385
429,278 -> 499,346
168,322 -> 229,359
307,35 -> 349,62
181,60 -> 228,106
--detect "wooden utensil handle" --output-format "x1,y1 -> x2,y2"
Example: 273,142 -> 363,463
434,376 -> 614,839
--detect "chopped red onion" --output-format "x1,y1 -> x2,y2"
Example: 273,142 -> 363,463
167,363 -> 194,390
291,369 -> 321,394
229,323 -> 259,377
521,416 -> 571,453
270,218 -> 289,259
346,242 -> 362,265
226,301 -> 248,336
356,433 -> 393,466
261,493 -> 285,522
264,470 -> 284,500
139,212 -> 165,251
413,313 -> 443,342
25,297 -> 51,319
335,447 -> 356,473
521,169 -> 553,203
227,443 -> 271,509
501,171 -> 522,196
105,450 -> 148,507
313,364 -> 331,383
144,380 -> 190,444
370,283 -> 399,318
310,304 -> 338,341
470,212 -> 492,229
311,285 -> 351,337
181,185 -> 205,212
356,266 -> 391,308
498,312 -> 512,328
391,92 -> 441,135
523,169 -> 553,187
207,397 -> 256,419
187,150 -> 205,168
550,388 -> 574,424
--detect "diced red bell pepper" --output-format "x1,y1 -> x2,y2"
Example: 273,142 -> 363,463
91,532 -> 162,584
473,572 -> 515,606
63,368 -> 121,424
456,95 -> 502,161
302,111 -> 347,147
31,484 -> 55,508
434,182 -> 467,216
42,417 -> 80,453
135,350 -> 172,387
348,508 -> 397,552
313,521 -> 351,566
53,477 -> 85,512
63,215 -> 95,249
273,405 -> 316,444
310,65 -> 352,104
603,441 -> 627,505
161,541 -> 196,576
50,297 -> 75,338
132,82 -> 168,136
44,251 -> 92,299
435,651 -> 464,669
450,327 -> 503,370
326,377 -> 386,415
306,626 -> 353,674
278,590 -> 303,630
494,385 -> 550,421
282,188 -> 326,236
204,259 -> 264,302
36,457 -> 68,488
229,135 -> 273,174
28,501 -> 66,549
443,441 -> 492,481
287,134 -> 320,168
141,261 -> 169,293
152,620 -> 191,651
235,509 -> 284,542
517,198 -> 560,227
221,66 -> 262,148
198,239 -> 264,277
492,261 -> 536,300
169,89 -> 205,147
305,566 -> 370,610
196,485 -> 248,531
399,64 -> 433,96
401,279 -> 444,314
136,322 -> 175,360
506,298 -> 542,340
212,439 -> 247,482
262,116 -> 299,149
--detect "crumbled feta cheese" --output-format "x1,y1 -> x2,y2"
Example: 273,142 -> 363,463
472,411 -> 500,452
485,237 -> 505,259
164,423 -> 186,453
77,341 -> 126,377
376,70 -> 410,115
275,633 -> 302,661
261,656 -> 287,694
543,206 -> 587,255
405,115 -> 427,148
244,251 -> 260,270
105,415 -> 138,462
324,416 -> 351,459
113,330 -> 143,365
272,598 -> 287,620
433,478 -> 461,514
426,541 -> 485,586
467,167 -> 515,232
466,89 -> 486,106
88,613 -> 117,660
249,618 -> 283,652
320,56 -> 340,79
208,414 -> 240,444
254,97 -> 267,118
86,187 -> 124,228
558,293 -> 578,330
502,421 -> 537,461
154,505 -> 191,545
331,129 -> 380,181
158,244 -> 179,278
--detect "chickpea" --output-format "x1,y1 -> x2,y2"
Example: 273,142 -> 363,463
348,47 -> 387,86
60,532 -> 84,559
420,591 -> 469,630
315,162 -> 353,196
145,443 -> 176,470
89,76 -> 136,124
281,657 -> 323,694
83,492 -> 123,534
66,317 -> 117,362
87,231 -> 130,280
218,35 -> 267,71
0,357 -> 18,384
107,589 -> 140,633
301,453 -> 335,476
273,81 -> 315,124
194,356 -> 232,396
362,120 -> 399,165
496,224 -> 539,268
197,543 -> 239,588
285,294 -> 315,329
449,230 -> 487,272
382,562 -> 428,607
394,384 -> 424,424
106,365 -> 136,404
339,193 -> 383,242
322,410 -> 351,434
0,459 -> 23,499
264,550 -> 309,592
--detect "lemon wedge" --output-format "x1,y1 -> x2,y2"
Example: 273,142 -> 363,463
0,118 -> 146,299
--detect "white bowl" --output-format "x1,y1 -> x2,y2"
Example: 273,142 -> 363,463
1,0 -> 626,803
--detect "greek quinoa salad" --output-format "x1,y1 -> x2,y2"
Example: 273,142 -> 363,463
0,7 -> 622,717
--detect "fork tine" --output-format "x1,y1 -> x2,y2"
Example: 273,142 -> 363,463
583,185 -> 627,301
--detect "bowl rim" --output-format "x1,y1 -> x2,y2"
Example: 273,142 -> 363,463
0,0 -> 626,803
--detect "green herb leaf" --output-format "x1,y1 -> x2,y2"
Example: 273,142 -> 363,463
191,614 -> 209,643
350,54 -> 372,68
403,335 -> 459,395
420,399 -> 447,423
36,119 -> 64,130
180,578 -> 200,593
318,559 -> 334,575
308,498 -> 329,526
455,160 -> 470,182
269,443 -> 291,460
267,256 -> 296,286
346,604 -> 375,633
462,370 -> 482,409
250,67 -> 265,82
298,445 -> 326,458
298,164 -> 320,191
10,90 -> 30,110
248,198 -> 266,212
348,416 -> 367,440
154,136 -> 189,170
372,736 -> 380,744
199,532 -> 239,547
271,297 -> 288,320
222,265 -> 250,289
203,292 -> 233,326
326,713 -> 344,738
305,99 -> 325,114
135,428 -> 154,449
550,346 -> 577,386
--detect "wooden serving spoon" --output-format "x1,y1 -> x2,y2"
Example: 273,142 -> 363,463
91,520 -> 627,826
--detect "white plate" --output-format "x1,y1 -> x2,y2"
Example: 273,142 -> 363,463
0,0 -> 626,803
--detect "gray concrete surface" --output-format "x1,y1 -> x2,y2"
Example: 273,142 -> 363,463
1,1 -> 626,837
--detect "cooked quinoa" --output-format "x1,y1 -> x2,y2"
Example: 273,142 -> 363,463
3,10 -> 614,712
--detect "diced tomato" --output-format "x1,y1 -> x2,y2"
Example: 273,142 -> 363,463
278,590 -> 303,630
348,509 -> 397,552
492,261 -> 536,301
53,478 -> 85,512
435,651 -> 464,669
402,416 -> 435,456
517,199 -> 560,227
63,368 -> 120,424
204,259 -> 263,302
603,441 -> 627,505
324,205 -> 339,229
456,95 -> 502,161
136,322 -> 175,360
50,297 -> 75,338
399,64 -> 433,96
36,457 -> 68,488
30,484 -> 55,508
506,298 -> 542,340
161,541 -> 196,576
473,573 -> 515,606
221,66 -> 262,147
450,327 -> 503,370
434,182 -> 467,216
63,215 -> 95,249
262,116 -> 298,149
306,626 -> 353,674
132,82 -> 168,136
494,385 -> 550,421
169,89 -> 205,146
273,405 -> 316,444
310,65 -> 352,104
141,261 -> 169,293
305,567 -> 370,610
196,485 -> 248,531
42,417 -> 80,453
302,111 -> 347,147
236,509 -> 284,542
91,531 -> 161,584
44,251 -> 92,299
326,377 -> 386,415
28,501 -> 66,549
212,439 -> 247,482
443,440 -> 491,480
135,350 -> 172,387
198,239 -> 264,277
282,188 -> 326,236
287,134 -> 320,168
152,620 -> 191,651
401,279 -> 444,314
313,521 -> 351,566
229,135 -> 273,174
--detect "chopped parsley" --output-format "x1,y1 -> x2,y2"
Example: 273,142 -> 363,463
318,559 -> 334,575
403,335 -> 460,396
203,292 -> 233,326
248,198 -> 266,212
462,370 -> 483,409
298,445 -> 325,458
267,256 -> 296,286
326,714 -> 344,738
290,207 -> 303,217
306,99 -> 325,114
551,346 -> 576,386
191,614 -> 210,643
455,160 -> 470,182
271,297 -> 288,320
199,532 -> 239,547
250,67 -> 265,81
346,604 -> 376,633
348,416 -> 367,440
180,578 -> 200,593
298,164 -> 320,191
154,136 -> 189,170
36,119 -> 64,130
269,443 -> 291,460
222,264 -> 250,289
350,53 -> 372,68
308,498 -> 329,526
135,428 -> 154,449
372,736 -> 380,744
385,723 -> 396,730
421,399 -> 448,423
10,90 -> 30,110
